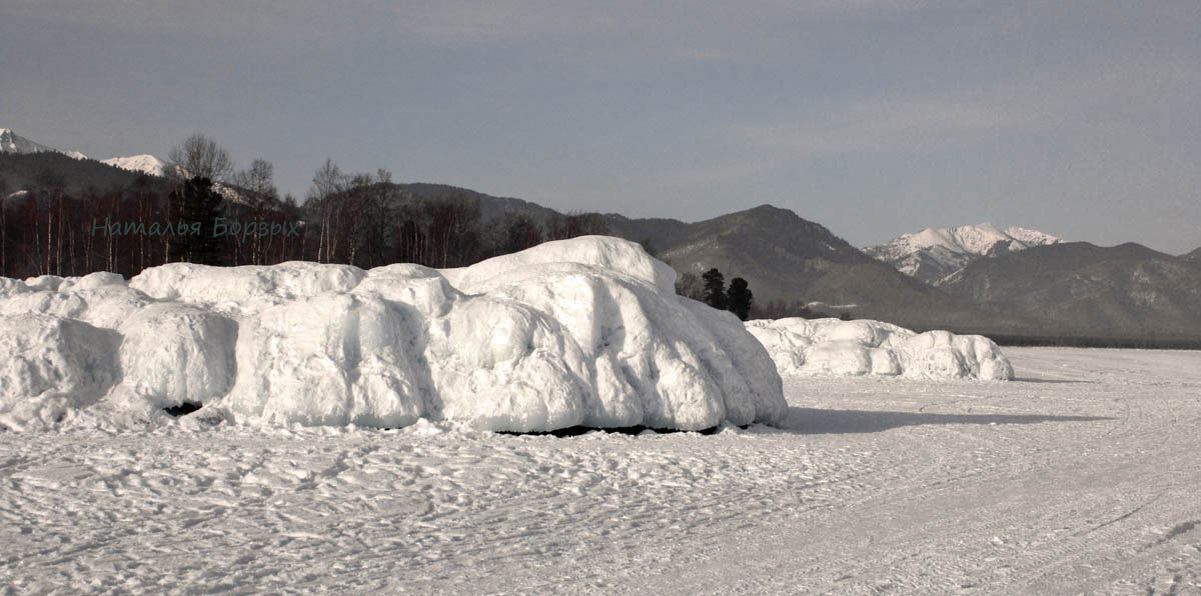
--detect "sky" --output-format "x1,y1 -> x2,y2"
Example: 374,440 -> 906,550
2,1 -> 1199,254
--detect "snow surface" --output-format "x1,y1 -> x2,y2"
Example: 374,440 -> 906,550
0,127 -> 88,160
1,347 -> 1198,594
101,154 -> 166,177
0,236 -> 785,432
746,317 -> 1014,380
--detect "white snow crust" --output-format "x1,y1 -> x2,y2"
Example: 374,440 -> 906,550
0,236 -> 785,432
745,317 -> 1014,381
3,348 -> 1199,594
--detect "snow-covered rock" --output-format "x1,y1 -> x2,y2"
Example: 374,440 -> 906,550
745,318 -> 1014,381
101,154 -> 166,177
0,128 -> 88,160
865,223 -> 1062,283
0,236 -> 786,432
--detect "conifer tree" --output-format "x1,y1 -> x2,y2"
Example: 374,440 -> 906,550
170,176 -> 223,264
702,268 -> 727,310
726,277 -> 753,320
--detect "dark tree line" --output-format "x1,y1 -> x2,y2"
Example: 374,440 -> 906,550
301,162 -> 607,270
0,176 -> 305,278
0,140 -> 609,279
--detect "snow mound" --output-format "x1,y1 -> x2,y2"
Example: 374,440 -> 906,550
118,303 -> 238,408
0,315 -> 121,431
0,236 -> 786,432
745,318 -> 1014,381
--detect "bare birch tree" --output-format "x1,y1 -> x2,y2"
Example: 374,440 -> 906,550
167,133 -> 234,183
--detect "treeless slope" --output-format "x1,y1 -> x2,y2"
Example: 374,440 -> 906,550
940,242 -> 1201,338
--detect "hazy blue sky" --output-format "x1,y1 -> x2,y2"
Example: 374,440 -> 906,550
2,1 -> 1199,253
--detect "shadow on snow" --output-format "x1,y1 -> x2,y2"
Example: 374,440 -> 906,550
1011,377 -> 1095,384
771,407 -> 1113,435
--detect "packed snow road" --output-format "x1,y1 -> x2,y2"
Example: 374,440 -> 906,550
2,347 -> 1200,595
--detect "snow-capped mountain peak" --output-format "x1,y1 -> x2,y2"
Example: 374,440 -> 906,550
865,223 -> 1062,284
0,128 -> 89,160
1,128 -> 55,154
1004,226 -> 1061,247
0,127 -> 88,161
871,223 -> 1062,260
101,154 -> 167,177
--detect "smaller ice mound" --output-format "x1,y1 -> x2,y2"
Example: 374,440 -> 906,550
745,318 -> 1014,381
900,330 -> 1014,381
0,315 -> 121,430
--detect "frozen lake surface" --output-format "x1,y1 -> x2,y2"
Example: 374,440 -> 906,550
3,347 -> 1200,594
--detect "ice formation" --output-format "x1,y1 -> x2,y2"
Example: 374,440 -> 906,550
745,318 -> 1014,381
0,237 -> 786,432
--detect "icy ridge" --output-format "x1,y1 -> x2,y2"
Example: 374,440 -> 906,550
0,236 -> 785,432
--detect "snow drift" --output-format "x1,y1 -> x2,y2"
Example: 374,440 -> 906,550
745,318 -> 1014,381
0,237 -> 785,432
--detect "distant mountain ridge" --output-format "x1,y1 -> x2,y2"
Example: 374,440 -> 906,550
940,242 -> 1201,338
0,128 -> 88,160
6,125 -> 1200,341
2,127 -> 171,179
288,186 -> 996,330
385,182 -> 562,224
0,151 -> 152,195
865,223 -> 1062,284
603,205 -> 1034,332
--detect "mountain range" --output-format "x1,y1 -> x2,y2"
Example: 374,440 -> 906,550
1,127 -> 165,178
0,129 -> 252,204
602,206 -> 1037,332
939,242 -> 1201,338
865,223 -> 1063,285
0,128 -> 88,161
4,127 -> 1199,342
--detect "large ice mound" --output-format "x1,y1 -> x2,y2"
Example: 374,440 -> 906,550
0,236 -> 786,432
745,318 -> 1014,381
